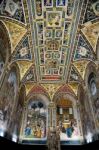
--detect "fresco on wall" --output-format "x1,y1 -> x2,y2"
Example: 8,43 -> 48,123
88,73 -> 99,128
0,36 -> 6,79
23,100 -> 47,139
0,70 -> 18,135
56,98 -> 80,142
8,86 -> 25,140
0,0 -> 24,22
0,54 -> 4,78
79,87 -> 95,141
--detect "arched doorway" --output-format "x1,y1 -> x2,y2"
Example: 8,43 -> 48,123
21,94 -> 49,143
55,93 -> 80,142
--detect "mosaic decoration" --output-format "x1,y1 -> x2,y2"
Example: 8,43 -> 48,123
0,18 -> 27,53
12,36 -> 32,61
74,34 -> 95,60
81,21 -> 99,52
84,0 -> 99,23
0,0 -> 25,22
26,0 -> 82,82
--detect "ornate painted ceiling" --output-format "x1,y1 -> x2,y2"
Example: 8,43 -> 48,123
0,0 -> 99,95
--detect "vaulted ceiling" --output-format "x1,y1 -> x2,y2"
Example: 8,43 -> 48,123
0,0 -> 99,93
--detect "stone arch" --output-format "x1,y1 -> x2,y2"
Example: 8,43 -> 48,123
0,20 -> 11,86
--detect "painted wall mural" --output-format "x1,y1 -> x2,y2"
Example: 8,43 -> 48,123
0,35 -> 7,79
88,73 -> 99,129
79,87 -> 95,142
12,36 -> 32,61
74,34 -> 95,60
0,68 -> 18,136
56,96 -> 80,142
23,100 -> 47,139
0,0 -> 25,22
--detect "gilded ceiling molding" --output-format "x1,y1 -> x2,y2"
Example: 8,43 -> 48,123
16,60 -> 32,80
81,21 -> 99,52
41,84 -> 62,101
68,82 -> 79,96
73,60 -> 90,80
0,17 -> 27,53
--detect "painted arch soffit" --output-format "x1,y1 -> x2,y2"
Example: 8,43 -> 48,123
16,60 -> 33,80
81,21 -> 99,53
73,60 -> 90,80
0,17 -> 27,54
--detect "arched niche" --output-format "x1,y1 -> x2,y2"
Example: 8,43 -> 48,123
0,21 -> 11,83
54,93 -> 81,142
0,65 -> 19,137
21,94 -> 49,142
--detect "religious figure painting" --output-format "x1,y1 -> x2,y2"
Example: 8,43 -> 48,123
35,0 -> 42,17
56,0 -> 66,6
47,12 -> 62,27
44,0 -> 52,7
24,100 -> 47,139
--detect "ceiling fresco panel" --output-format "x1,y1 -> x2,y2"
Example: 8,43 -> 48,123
0,0 -> 25,22
25,0 -> 84,83
74,34 -> 95,61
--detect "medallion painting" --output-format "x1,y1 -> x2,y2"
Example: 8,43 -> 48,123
23,100 -> 47,140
